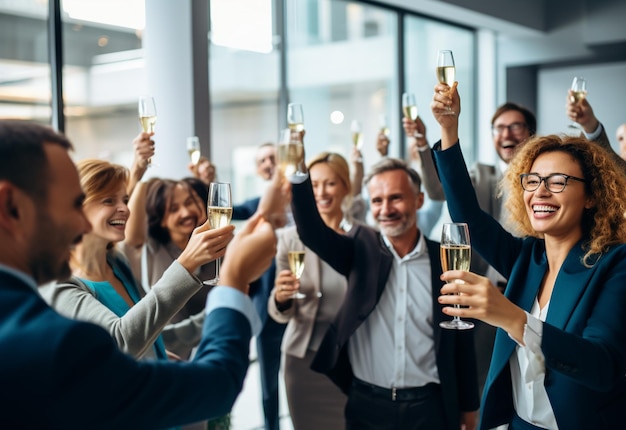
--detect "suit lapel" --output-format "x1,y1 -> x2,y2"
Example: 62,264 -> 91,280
546,243 -> 592,329
490,241 -> 547,375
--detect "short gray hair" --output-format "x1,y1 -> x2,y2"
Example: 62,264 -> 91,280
363,157 -> 422,194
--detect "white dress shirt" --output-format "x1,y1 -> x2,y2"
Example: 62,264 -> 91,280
348,232 -> 440,388
510,299 -> 558,429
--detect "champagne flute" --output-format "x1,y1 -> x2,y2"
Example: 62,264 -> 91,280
439,222 -> 474,330
287,103 -> 304,132
350,120 -> 363,149
379,114 -> 390,138
402,92 -> 423,138
568,77 -> 587,129
138,95 -> 157,166
436,50 -> 456,115
277,127 -> 307,184
186,136 -> 201,165
287,250 -> 306,299
203,182 -> 232,286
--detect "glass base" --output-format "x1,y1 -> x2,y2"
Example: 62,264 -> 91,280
439,319 -> 474,330
203,278 -> 218,286
290,291 -> 306,300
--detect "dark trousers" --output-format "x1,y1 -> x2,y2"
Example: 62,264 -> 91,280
345,378 -> 447,430
256,317 -> 286,430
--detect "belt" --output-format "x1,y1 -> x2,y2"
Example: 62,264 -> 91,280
351,377 -> 439,402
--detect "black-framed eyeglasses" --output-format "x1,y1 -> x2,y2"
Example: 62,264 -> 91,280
492,122 -> 527,136
520,173 -> 587,193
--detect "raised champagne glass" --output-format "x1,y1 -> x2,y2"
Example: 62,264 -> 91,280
138,95 -> 157,166
288,250 -> 306,299
186,136 -> 201,165
203,182 -> 232,286
350,120 -> 363,149
439,222 -> 474,330
287,103 -> 305,132
402,92 -> 423,138
436,50 -> 456,115
568,77 -> 587,129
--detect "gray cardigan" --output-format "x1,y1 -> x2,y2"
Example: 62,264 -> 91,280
40,251 -> 204,360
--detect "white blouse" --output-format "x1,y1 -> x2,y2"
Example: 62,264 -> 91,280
509,299 -> 558,429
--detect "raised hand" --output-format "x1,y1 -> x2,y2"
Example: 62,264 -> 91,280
273,269 -> 299,305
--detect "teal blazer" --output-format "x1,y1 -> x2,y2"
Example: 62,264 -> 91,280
434,142 -> 626,429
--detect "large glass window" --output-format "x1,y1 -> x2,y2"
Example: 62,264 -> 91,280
404,16 -> 476,165
0,0 -> 50,122
61,0 -> 144,165
209,0 -> 280,203
286,0 -> 399,170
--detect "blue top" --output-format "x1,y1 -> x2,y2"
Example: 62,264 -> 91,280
79,255 -> 168,360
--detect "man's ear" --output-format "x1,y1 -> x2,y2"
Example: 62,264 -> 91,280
0,182 -> 22,231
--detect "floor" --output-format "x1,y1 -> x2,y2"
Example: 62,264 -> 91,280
229,340 -> 294,430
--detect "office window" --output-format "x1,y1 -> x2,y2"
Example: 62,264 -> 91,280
209,0 -> 280,202
286,0 -> 399,169
404,16 -> 476,165
61,0 -> 144,164
0,1 -> 50,122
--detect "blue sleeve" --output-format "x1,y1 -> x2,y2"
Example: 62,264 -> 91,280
205,286 -> 262,336
432,141 -> 522,278
232,197 -> 260,220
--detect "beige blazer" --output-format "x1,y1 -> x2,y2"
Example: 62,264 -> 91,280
268,226 -> 346,359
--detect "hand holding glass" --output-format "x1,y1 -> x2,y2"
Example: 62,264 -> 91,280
439,222 -> 474,330
204,182 -> 232,286
287,103 -> 304,132
138,95 -> 157,166
568,77 -> 587,129
187,136 -> 201,165
287,251 -> 306,299
436,50 -> 456,115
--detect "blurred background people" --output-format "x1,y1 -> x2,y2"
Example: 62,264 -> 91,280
188,155 -> 216,186
268,152 -> 353,429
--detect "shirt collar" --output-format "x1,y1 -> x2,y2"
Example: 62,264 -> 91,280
0,264 -> 38,291
382,231 -> 426,260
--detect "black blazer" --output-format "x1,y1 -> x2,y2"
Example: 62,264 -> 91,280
291,176 -> 479,428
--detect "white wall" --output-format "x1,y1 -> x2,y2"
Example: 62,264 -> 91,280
537,62 -> 626,150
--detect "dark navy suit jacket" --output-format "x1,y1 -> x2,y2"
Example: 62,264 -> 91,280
291,176 -> 479,430
0,271 -> 251,429
435,142 -> 626,429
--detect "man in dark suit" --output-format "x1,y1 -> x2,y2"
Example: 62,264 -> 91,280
289,157 -> 479,430
233,141 -> 286,430
0,120 -> 278,428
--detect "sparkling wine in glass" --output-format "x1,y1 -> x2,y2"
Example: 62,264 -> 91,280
402,92 -> 423,138
351,120 -> 363,149
287,103 -> 304,132
187,136 -> 201,165
436,50 -> 456,116
379,114 -> 390,138
138,95 -> 157,166
568,77 -> 587,129
439,222 -> 474,330
287,250 -> 306,299
277,128 -> 307,184
203,182 -> 232,286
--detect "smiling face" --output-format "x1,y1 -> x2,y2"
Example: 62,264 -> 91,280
29,145 -> 91,283
161,183 -> 203,244
82,183 -> 129,245
368,169 -> 422,239
524,151 -> 592,241
310,162 -> 349,218
492,110 -> 531,164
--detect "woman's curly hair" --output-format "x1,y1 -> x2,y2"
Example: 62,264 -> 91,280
503,134 -> 626,266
